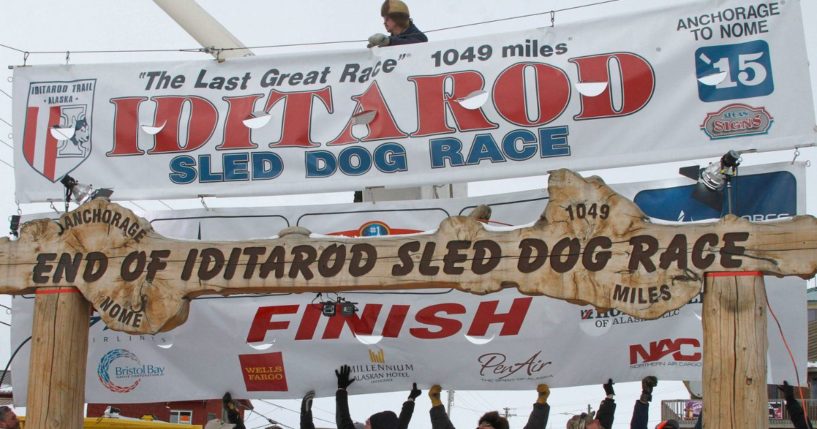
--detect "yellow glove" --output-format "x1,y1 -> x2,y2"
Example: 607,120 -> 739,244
536,384 -> 550,404
429,384 -> 443,407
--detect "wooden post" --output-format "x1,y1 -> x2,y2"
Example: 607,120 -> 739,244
26,287 -> 90,429
702,272 -> 768,428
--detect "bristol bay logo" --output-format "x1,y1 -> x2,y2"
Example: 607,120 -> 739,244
22,79 -> 96,181
477,351 -> 553,383
700,103 -> 773,140
97,348 -> 165,393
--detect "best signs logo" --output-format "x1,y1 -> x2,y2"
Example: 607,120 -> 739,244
700,103 -> 773,140
238,352 -> 288,391
629,338 -> 701,368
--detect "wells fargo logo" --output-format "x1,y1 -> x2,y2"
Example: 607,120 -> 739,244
238,352 -> 288,391
629,338 -> 701,367
700,103 -> 773,140
368,348 -> 385,363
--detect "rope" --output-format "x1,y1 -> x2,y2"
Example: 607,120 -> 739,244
767,297 -> 810,427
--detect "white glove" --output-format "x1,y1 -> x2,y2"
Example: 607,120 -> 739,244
367,33 -> 390,48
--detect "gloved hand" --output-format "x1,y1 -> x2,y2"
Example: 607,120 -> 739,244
408,383 -> 422,401
429,384 -> 443,407
603,378 -> 615,397
780,381 -> 795,401
536,384 -> 550,404
367,33 -> 390,48
301,390 -> 315,414
336,365 -> 355,390
640,376 -> 658,403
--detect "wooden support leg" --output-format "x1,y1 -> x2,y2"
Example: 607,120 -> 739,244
26,287 -> 90,429
702,272 -> 768,429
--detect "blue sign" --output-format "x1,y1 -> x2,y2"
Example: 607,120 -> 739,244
696,41 -> 774,102
634,171 -> 796,222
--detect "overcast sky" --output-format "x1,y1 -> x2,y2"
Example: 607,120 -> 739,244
1,1 -> 816,428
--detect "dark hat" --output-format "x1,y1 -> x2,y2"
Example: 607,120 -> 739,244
369,411 -> 399,429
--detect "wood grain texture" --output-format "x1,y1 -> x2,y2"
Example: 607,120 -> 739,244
0,169 -> 815,334
702,274 -> 768,429
26,288 -> 89,429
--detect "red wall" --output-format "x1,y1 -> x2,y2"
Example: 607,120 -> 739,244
87,400 -> 244,426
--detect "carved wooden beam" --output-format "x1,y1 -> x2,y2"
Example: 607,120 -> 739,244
1,169 -> 815,334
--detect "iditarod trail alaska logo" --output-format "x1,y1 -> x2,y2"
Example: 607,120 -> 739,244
22,79 -> 96,181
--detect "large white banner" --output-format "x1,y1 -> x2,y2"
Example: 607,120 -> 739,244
10,163 -> 808,404
12,0 -> 815,202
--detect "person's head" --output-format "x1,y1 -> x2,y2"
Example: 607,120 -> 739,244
566,413 -> 603,429
0,407 -> 19,429
366,411 -> 398,429
477,411 -> 509,429
380,0 -> 411,35
655,420 -> 680,429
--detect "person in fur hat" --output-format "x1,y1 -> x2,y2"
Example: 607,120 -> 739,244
368,0 -> 428,48
334,365 -> 421,429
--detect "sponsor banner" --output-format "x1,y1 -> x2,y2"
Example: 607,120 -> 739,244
10,162 -> 807,404
12,0 -> 815,202
9,280 -> 805,404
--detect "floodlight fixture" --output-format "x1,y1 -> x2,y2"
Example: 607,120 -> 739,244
315,293 -> 358,317
9,215 -> 20,238
60,174 -> 114,211
700,150 -> 741,191
678,150 -> 742,213
340,300 -> 358,317
322,301 -> 337,317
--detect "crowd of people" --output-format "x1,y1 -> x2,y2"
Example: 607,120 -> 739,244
217,367 -> 814,429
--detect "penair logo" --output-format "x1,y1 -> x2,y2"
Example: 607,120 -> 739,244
700,104 -> 773,140
477,350 -> 553,382
22,79 -> 96,181
97,348 -> 165,393
329,221 -> 422,237
350,348 -> 415,384
629,338 -> 701,368
238,351 -> 289,391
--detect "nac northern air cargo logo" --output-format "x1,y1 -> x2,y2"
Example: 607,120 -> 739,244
629,338 -> 701,368
97,348 -> 165,393
22,79 -> 97,182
